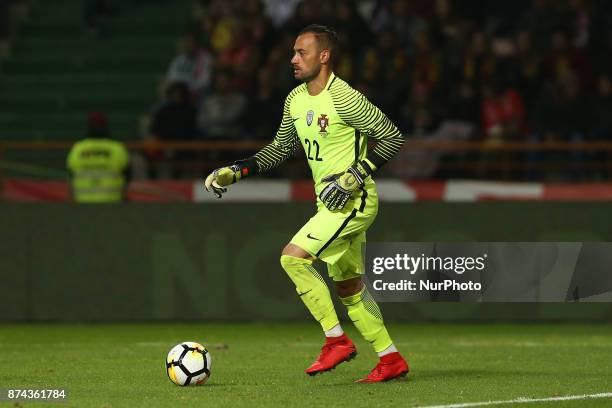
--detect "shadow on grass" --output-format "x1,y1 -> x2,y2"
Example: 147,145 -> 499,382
315,377 -> 414,387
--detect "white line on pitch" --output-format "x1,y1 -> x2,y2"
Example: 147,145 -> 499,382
421,392 -> 612,408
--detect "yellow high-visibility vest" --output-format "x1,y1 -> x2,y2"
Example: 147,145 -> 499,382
66,138 -> 129,203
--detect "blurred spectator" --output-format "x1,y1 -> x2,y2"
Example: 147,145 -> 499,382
358,30 -> 408,120
563,0 -> 592,49
145,82 -> 197,178
533,73 -> 587,142
543,29 -> 591,87
371,0 -> 428,46
192,14 -> 215,50
532,73 -> 588,179
481,80 -> 526,143
462,31 -> 497,89
519,0 -> 563,52
166,31 -> 214,102
400,77 -> 443,136
216,19 -> 261,90
197,70 -> 248,139
210,16 -> 238,52
67,112 -> 130,203
259,31 -> 295,97
334,0 -> 371,54
510,30 -> 543,114
248,13 -> 276,53
261,0 -> 301,27
429,0 -> 461,51
478,80 -> 526,179
284,0 -> 326,34
411,31 -> 440,98
242,0 -> 268,22
150,82 -> 197,142
446,80 -> 479,124
248,69 -> 283,139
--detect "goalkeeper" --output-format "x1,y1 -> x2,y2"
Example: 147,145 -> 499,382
205,25 -> 408,383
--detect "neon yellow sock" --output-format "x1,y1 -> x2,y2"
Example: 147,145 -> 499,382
280,255 -> 339,331
340,287 -> 393,352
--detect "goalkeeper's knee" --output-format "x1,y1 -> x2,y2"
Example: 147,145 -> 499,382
280,254 -> 338,331
280,255 -> 315,283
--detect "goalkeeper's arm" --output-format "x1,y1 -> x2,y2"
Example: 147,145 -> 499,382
318,84 -> 405,211
204,95 -> 298,198
333,85 -> 405,169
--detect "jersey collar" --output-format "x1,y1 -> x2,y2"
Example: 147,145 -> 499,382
324,72 -> 336,90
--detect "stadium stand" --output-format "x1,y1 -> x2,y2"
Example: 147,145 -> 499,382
2,0 -> 612,181
0,0 -> 188,143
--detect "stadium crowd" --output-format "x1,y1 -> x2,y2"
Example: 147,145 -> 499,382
151,0 -> 612,147
121,0 -> 605,181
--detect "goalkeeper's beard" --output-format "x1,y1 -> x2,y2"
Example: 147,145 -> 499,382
297,66 -> 320,83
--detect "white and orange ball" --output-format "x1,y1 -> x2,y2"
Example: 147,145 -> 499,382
166,342 -> 212,386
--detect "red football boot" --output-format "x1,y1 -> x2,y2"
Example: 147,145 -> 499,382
355,352 -> 409,383
305,334 -> 357,376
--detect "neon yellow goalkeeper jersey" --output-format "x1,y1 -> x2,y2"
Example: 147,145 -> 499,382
254,72 -> 404,197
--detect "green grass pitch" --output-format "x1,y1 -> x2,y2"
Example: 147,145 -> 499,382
1,323 -> 611,407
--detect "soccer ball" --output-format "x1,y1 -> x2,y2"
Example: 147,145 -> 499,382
166,341 -> 212,386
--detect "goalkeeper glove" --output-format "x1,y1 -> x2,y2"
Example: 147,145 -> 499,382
319,159 -> 376,211
204,159 -> 257,198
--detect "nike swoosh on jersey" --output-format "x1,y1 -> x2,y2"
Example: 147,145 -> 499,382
292,117 -> 300,122
307,233 -> 322,241
298,289 -> 313,296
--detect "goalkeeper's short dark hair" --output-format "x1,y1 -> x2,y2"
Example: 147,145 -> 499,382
299,24 -> 339,63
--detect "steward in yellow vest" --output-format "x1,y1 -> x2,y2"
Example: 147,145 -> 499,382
67,112 -> 129,203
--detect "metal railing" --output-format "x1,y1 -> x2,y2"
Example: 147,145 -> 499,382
1,139 -> 612,151
1,140 -> 612,181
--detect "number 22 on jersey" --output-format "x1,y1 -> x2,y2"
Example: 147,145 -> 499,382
304,138 -> 323,161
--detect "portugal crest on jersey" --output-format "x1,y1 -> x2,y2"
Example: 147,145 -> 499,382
317,114 -> 329,137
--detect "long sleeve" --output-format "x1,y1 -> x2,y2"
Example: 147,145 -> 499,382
253,91 -> 300,174
330,82 -> 404,169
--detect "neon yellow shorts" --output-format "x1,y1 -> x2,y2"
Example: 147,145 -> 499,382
290,185 -> 378,282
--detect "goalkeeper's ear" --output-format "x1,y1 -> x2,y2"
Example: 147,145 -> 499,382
234,157 -> 259,179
